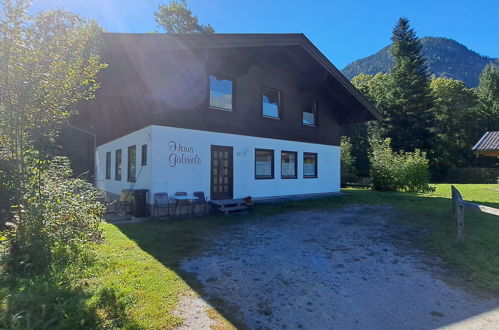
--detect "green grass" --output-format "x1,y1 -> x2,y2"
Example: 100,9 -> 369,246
1,184 -> 498,328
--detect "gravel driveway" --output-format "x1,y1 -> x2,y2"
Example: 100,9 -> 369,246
179,205 -> 499,329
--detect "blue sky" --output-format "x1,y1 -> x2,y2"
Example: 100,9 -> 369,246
29,0 -> 499,69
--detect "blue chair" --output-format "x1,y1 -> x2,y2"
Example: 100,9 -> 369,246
152,192 -> 173,218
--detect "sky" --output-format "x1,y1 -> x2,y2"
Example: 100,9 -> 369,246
29,0 -> 499,69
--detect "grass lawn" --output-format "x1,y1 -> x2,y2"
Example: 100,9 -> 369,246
1,183 -> 498,328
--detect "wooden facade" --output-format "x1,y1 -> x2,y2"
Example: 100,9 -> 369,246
72,33 -> 380,147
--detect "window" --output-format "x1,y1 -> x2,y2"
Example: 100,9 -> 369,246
209,75 -> 233,111
281,151 -> 297,179
115,149 -> 122,181
303,102 -> 317,126
127,145 -> 136,182
255,149 -> 274,179
105,152 -> 111,180
303,152 -> 318,178
262,88 -> 280,119
141,144 -> 147,166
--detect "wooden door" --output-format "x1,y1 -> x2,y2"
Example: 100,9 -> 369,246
211,145 -> 233,200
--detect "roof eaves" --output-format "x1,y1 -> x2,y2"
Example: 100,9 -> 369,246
472,132 -> 490,151
295,34 -> 383,121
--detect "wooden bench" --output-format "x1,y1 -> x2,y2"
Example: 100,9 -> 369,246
451,185 -> 499,240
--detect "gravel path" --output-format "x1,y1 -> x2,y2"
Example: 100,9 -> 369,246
179,205 -> 499,329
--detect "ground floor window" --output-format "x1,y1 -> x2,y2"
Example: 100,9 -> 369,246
281,151 -> 297,179
105,151 -> 111,180
303,152 -> 318,178
141,144 -> 147,166
115,149 -> 122,181
255,149 -> 274,179
128,145 -> 136,182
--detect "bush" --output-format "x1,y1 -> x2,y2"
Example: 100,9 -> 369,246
369,138 -> 433,192
340,136 -> 357,186
1,157 -> 104,274
441,167 -> 499,184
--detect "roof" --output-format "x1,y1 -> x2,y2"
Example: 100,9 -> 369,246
472,131 -> 499,152
101,33 -> 382,122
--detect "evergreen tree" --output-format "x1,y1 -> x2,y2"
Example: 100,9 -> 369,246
386,18 -> 434,153
476,65 -> 499,131
155,0 -> 215,34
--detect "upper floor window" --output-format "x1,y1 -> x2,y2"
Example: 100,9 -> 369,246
255,149 -> 274,179
105,152 -> 111,180
209,75 -> 233,111
281,151 -> 297,179
303,102 -> 317,126
141,144 -> 147,166
128,145 -> 136,182
115,149 -> 122,181
262,88 -> 281,119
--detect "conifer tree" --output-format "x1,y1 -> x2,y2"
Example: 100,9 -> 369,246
386,18 -> 434,153
476,65 -> 499,131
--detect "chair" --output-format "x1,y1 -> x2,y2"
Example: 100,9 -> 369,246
173,191 -> 189,216
152,192 -> 173,218
192,191 -> 208,214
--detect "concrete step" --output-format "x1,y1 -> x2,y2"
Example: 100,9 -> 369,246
219,205 -> 249,215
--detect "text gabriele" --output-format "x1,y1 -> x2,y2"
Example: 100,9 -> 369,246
168,141 -> 202,167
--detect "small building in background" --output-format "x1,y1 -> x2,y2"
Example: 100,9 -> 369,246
473,131 -> 499,158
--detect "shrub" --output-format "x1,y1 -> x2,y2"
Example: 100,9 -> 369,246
340,136 -> 357,186
369,137 -> 433,192
441,167 -> 499,184
1,157 -> 104,274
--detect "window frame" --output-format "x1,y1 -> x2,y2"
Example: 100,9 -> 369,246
141,144 -> 147,166
254,148 -> 275,180
208,73 -> 235,112
261,87 -> 282,120
302,101 -> 318,127
127,145 -> 136,182
281,150 -> 298,179
115,149 -> 122,181
303,152 -> 318,179
105,151 -> 111,180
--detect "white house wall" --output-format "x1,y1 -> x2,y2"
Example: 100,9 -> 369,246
95,126 -> 152,200
150,125 -> 340,201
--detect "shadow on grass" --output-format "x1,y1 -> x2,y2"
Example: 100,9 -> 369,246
0,263 -> 138,329
116,188 -> 499,327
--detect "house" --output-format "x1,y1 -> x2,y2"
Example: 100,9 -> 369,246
472,131 -> 499,157
70,33 -> 380,203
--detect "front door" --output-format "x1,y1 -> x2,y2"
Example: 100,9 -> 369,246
211,145 -> 233,200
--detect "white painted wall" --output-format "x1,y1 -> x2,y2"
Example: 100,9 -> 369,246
95,126 -> 152,201
96,125 -> 340,203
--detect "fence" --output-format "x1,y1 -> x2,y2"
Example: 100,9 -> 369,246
451,185 -> 499,240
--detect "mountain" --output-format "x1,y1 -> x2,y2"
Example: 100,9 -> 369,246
341,37 -> 498,87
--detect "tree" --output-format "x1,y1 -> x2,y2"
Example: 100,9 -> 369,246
387,17 -> 434,153
430,77 -> 479,170
340,136 -> 356,186
347,73 -> 392,175
476,65 -> 499,131
0,0 -> 106,272
0,0 -> 106,187
155,0 -> 214,34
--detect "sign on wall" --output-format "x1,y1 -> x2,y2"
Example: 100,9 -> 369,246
168,141 -> 202,167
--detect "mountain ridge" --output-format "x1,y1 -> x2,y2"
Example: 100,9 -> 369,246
341,37 -> 498,87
